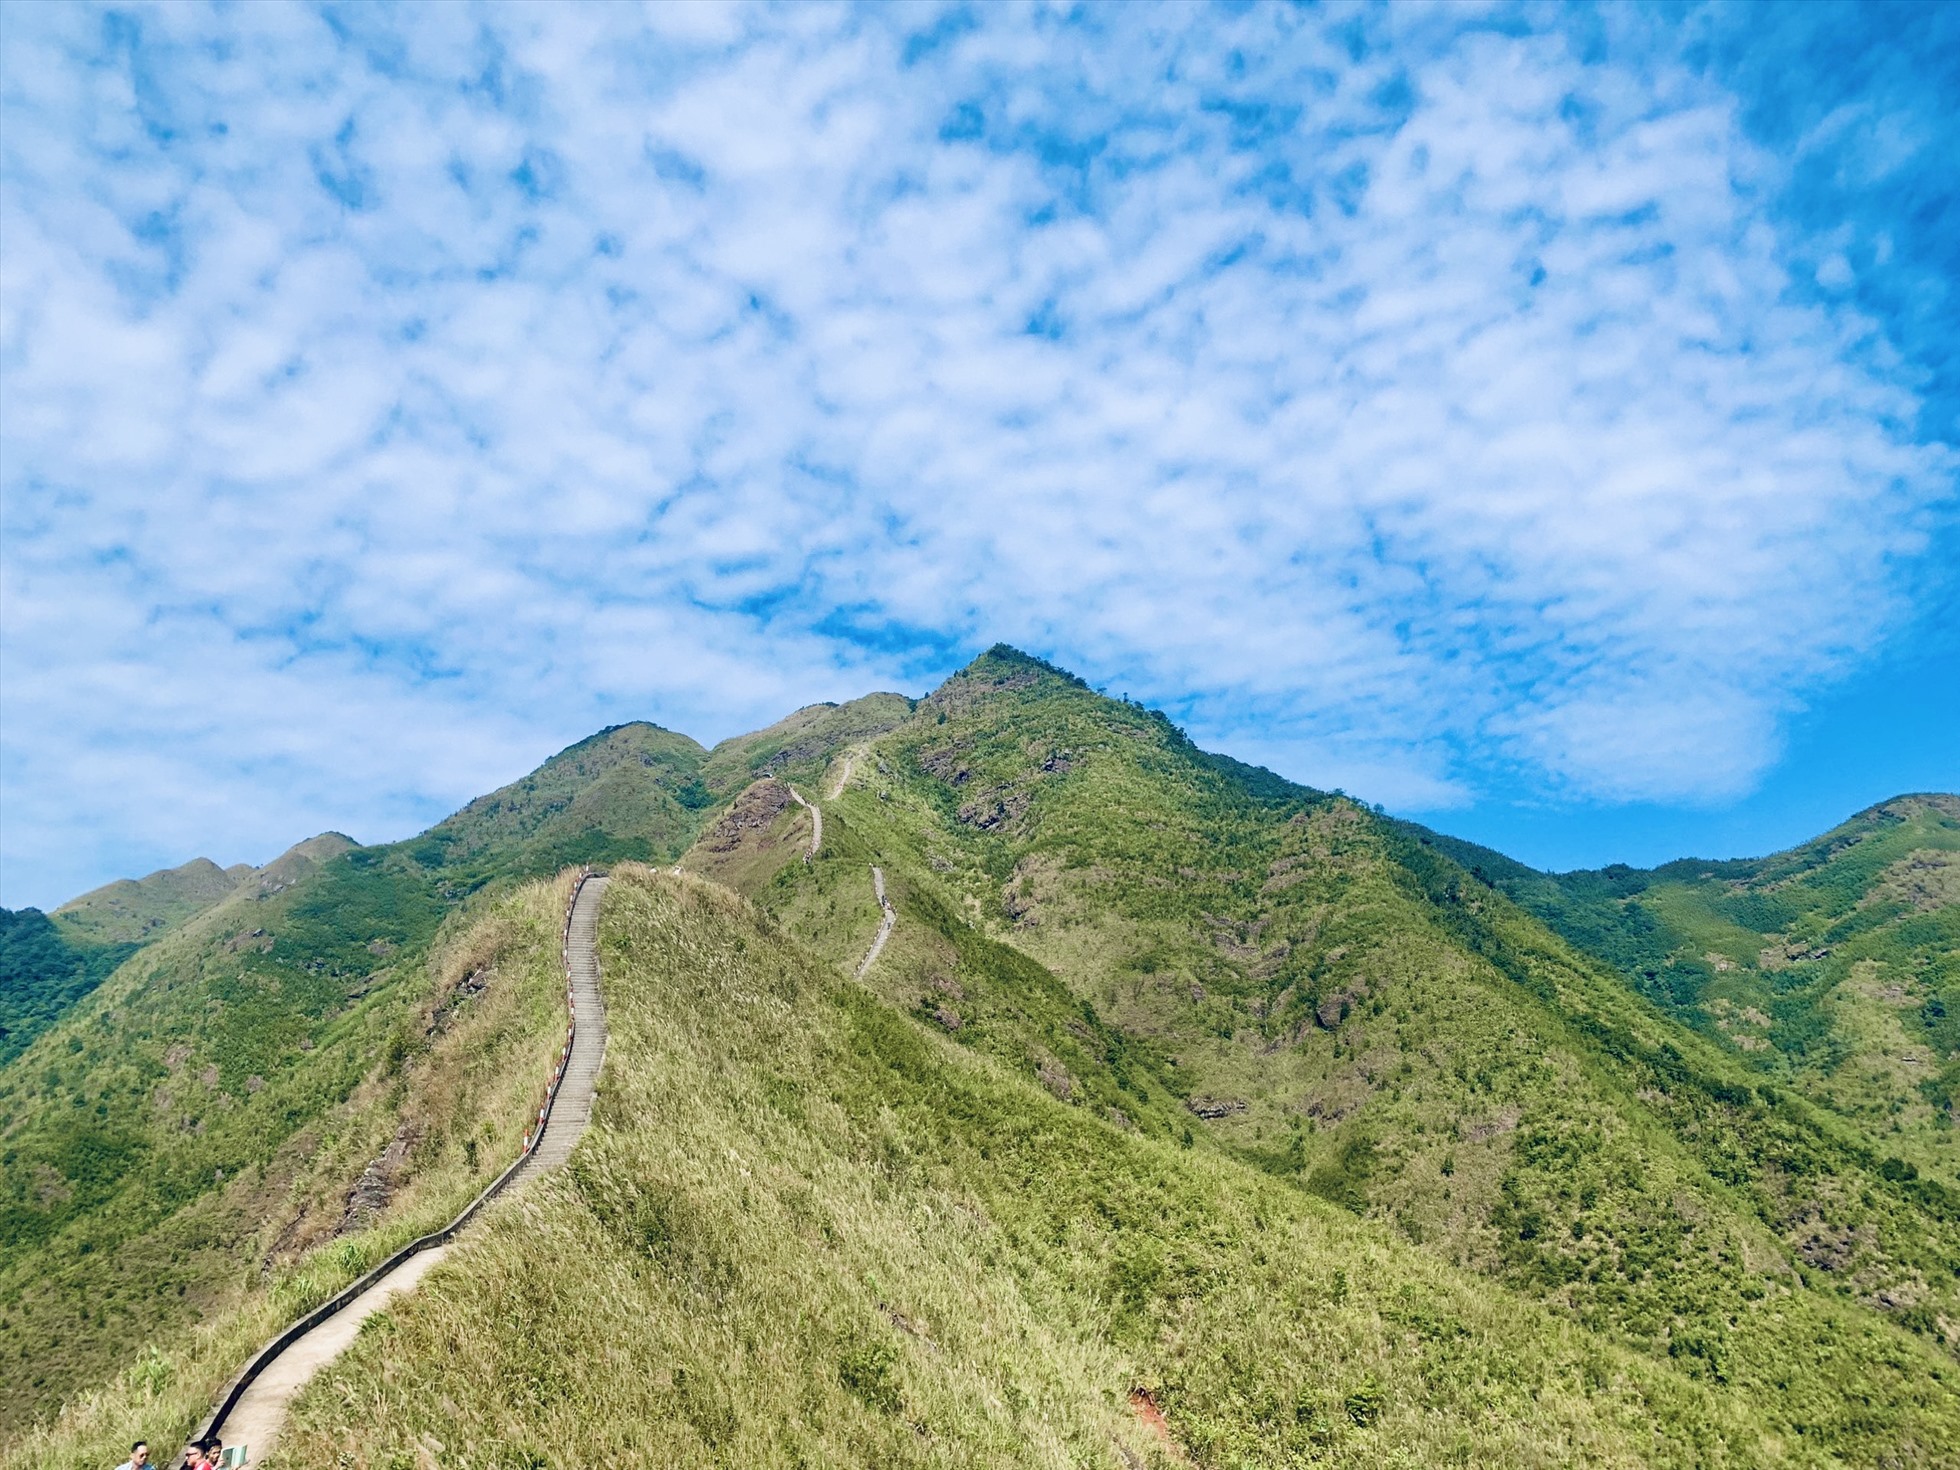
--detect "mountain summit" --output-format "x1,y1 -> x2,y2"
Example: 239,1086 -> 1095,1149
8,652 -> 1956,1466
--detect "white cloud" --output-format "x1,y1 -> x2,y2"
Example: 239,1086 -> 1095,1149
0,1 -> 1952,908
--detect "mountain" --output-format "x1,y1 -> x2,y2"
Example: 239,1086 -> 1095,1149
681,649 -> 1960,1454
1423,795 -> 1960,1177
420,697 -> 912,879
0,705 -> 904,1429
0,838 -> 362,1066
0,909 -> 137,1067
0,733 -> 713,1425
9,650 -> 1956,1467
52,856 -> 255,946
271,868 -> 1890,1467
5,872 -> 581,1453
425,723 -> 713,873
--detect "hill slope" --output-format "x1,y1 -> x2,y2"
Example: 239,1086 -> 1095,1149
0,721 -> 734,1428
2,838 -> 361,1065
0,908 -> 137,1066
8,874 -> 581,1466
52,856 -> 255,947
8,653 -> 1954,1466
273,868 -> 1957,1467
1425,797 -> 1960,1178
695,648 -> 1958,1458
3,702 -> 920,1432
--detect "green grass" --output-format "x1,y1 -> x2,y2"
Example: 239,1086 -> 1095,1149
0,823 -> 611,1425
275,870 -> 1956,1467
10,646 -> 1954,1465
50,856 -> 253,948
7,877 -> 578,1470
719,650 -> 1960,1429
0,907 -> 138,1066
1435,795 -> 1960,1176
4,711 -> 895,1432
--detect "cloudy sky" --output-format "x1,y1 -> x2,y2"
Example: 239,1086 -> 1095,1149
2,1 -> 1955,910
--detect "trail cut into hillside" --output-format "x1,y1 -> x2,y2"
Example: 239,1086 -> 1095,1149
856,865 -> 895,976
787,786 -> 822,857
267,866 -> 1869,1468
827,749 -> 858,800
197,874 -> 610,1463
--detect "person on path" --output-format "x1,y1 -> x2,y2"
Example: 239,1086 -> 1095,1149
113,1441 -> 148,1470
176,1445 -> 203,1470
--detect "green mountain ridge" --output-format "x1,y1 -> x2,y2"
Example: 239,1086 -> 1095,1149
7,647 -> 1956,1467
53,856 -> 258,947
276,868 -> 1891,1467
1,836 -> 363,1068
1,701 -> 910,1430
1416,793 -> 1960,1175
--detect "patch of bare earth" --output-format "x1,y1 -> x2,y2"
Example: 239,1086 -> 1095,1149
1127,1388 -> 1188,1464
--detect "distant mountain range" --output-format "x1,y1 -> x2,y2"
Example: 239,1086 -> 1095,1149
7,647 -> 1955,1466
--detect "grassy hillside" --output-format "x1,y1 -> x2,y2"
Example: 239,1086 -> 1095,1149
274,869 -> 1955,1468
8,875 -> 580,1468
1424,798 -> 1960,1179
698,649 -> 1959,1450
10,653 -> 1953,1465
0,724 -> 734,1430
699,693 -> 914,790
5,708 -> 911,1434
3,838 -> 361,1065
426,723 -> 714,875
53,856 -> 254,946
420,701 -> 908,878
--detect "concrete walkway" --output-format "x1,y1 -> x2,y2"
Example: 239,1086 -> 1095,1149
211,874 -> 609,1461
826,751 -> 857,801
787,787 -> 822,857
856,865 -> 896,977
216,1248 -> 450,1455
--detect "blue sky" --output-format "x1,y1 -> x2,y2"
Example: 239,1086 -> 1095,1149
1,1 -> 1954,911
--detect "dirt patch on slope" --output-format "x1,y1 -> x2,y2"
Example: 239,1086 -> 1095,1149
681,780 -> 810,896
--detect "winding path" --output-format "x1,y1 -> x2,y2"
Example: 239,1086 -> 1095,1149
789,774 -> 887,977
826,751 -> 857,801
855,866 -> 896,977
200,874 -> 610,1461
787,786 -> 822,857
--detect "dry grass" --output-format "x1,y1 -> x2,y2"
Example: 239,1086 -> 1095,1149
10,876 -> 576,1470
268,869 -> 1830,1469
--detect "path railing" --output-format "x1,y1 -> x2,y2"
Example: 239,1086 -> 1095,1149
192,867 -> 601,1445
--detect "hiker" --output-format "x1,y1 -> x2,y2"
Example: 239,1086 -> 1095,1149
204,1438 -> 226,1468
114,1442 -> 149,1470
176,1445 -> 203,1470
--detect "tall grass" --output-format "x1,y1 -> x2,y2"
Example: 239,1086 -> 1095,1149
269,869 -> 1942,1468
9,877 -> 576,1470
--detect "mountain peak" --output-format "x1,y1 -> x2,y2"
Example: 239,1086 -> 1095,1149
554,720 -> 707,762
51,855 -> 250,945
956,643 -> 1091,690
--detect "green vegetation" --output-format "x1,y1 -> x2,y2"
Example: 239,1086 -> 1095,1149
698,692 -> 913,792
52,856 -> 254,947
2,709 -> 902,1432
427,723 -> 715,877
724,648 -> 1958,1449
279,869 -> 1934,1467
0,908 -> 137,1065
1426,796 -> 1960,1177
0,724 -> 723,1427
8,877 -> 577,1467
3,838 -> 364,1061
7,647 -> 1954,1466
